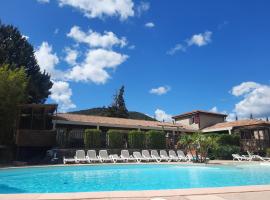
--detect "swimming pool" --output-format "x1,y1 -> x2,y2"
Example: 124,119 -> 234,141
1,164 -> 270,194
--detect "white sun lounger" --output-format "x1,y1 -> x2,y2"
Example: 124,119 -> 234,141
142,150 -> 156,162
86,150 -> 100,163
74,150 -> 87,163
133,151 -> 147,163
63,157 -> 75,164
232,154 -> 251,161
168,150 -> 180,162
151,150 -> 164,162
120,150 -> 135,162
177,150 -> 188,161
160,150 -> 171,162
98,150 -> 113,162
246,151 -> 270,162
109,154 -> 125,163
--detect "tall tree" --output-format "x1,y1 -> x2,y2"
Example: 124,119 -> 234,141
0,22 -> 52,103
107,86 -> 129,118
0,65 -> 28,145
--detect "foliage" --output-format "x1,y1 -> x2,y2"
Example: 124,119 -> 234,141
209,145 -> 240,160
84,129 -> 101,148
218,134 -> 240,146
0,22 -> 52,103
107,129 -> 127,148
146,130 -> 166,149
0,65 -> 28,145
128,130 -> 145,148
266,148 -> 270,157
178,132 -> 218,163
107,86 -> 129,118
70,107 -> 156,121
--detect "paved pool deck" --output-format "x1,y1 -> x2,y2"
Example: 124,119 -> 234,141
1,160 -> 270,200
1,185 -> 270,200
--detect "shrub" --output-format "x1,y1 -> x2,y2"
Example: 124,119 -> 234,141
210,145 -> 240,160
128,130 -> 145,148
107,129 -> 127,148
266,148 -> 270,157
146,130 -> 166,149
84,129 -> 101,148
218,134 -> 240,146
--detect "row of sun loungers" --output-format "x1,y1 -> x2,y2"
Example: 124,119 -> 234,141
63,149 -> 191,164
232,151 -> 270,162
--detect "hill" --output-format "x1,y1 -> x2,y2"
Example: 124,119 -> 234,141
70,107 -> 156,121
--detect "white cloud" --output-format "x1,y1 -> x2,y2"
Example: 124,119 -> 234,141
145,22 -> 155,28
35,42 -> 61,79
231,82 -> 270,118
154,109 -> 173,122
58,0 -> 134,20
50,81 -> 76,112
64,47 -> 78,65
22,35 -> 29,40
167,44 -> 186,55
231,81 -> 261,96
67,26 -> 127,49
37,0 -> 50,3
136,1 -> 150,16
167,31 -> 212,55
66,48 -> 128,84
150,86 -> 170,95
226,113 -> 236,122
209,106 -> 218,113
187,31 -> 212,47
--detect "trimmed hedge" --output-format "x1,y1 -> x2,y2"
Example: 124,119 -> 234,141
146,130 -> 166,149
210,145 -> 240,160
107,129 -> 127,148
128,130 -> 145,148
84,129 -> 101,148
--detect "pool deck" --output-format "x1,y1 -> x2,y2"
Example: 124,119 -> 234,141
1,160 -> 270,200
1,185 -> 270,200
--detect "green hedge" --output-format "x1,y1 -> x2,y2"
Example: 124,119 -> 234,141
84,129 -> 101,148
209,145 -> 240,160
128,130 -> 145,148
218,134 -> 240,146
107,129 -> 127,148
146,130 -> 166,149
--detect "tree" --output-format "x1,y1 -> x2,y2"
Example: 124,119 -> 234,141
107,86 -> 129,118
178,132 -> 218,163
0,65 -> 28,145
0,22 -> 52,103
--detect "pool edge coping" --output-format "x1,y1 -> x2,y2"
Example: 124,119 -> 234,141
1,185 -> 270,200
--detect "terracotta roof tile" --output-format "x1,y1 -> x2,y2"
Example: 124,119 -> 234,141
54,113 -> 195,132
173,110 -> 227,119
203,119 -> 270,131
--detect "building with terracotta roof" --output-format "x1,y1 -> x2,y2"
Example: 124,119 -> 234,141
173,110 -> 227,130
15,105 -> 270,155
202,119 -> 270,151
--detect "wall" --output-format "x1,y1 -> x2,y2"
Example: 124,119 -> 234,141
175,117 -> 200,130
199,113 -> 225,129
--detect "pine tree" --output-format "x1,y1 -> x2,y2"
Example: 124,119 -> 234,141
107,86 -> 129,118
0,22 -> 52,103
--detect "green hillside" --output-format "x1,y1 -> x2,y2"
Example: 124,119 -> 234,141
70,107 -> 156,121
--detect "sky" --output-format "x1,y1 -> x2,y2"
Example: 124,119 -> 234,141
1,0 -> 270,121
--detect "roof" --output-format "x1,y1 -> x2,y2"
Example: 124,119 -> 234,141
173,110 -> 227,119
203,119 -> 270,132
54,113 -> 195,132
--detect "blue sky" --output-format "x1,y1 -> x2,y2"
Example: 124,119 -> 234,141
1,0 -> 270,121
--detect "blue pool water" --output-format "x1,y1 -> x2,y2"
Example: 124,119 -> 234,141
1,164 -> 270,193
